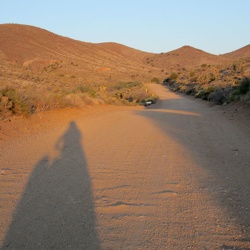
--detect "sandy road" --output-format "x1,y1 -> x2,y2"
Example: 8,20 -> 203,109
0,84 -> 250,249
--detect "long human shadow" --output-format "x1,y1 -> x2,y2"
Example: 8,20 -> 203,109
1,121 -> 100,249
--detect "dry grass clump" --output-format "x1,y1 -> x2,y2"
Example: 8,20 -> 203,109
63,93 -> 104,107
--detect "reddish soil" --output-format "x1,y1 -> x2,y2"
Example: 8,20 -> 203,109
0,84 -> 249,249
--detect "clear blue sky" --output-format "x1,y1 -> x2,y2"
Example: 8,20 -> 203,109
1,0 -> 249,55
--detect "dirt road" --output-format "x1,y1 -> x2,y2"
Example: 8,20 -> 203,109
0,84 -> 250,249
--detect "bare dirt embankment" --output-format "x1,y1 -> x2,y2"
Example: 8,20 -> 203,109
0,84 -> 250,249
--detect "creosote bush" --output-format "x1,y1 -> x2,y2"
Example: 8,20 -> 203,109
169,72 -> 178,80
0,87 -> 31,117
237,77 -> 250,95
230,77 -> 250,103
151,77 -> 160,84
208,87 -> 232,105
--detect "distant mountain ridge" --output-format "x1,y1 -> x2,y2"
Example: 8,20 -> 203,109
0,23 -> 249,82
148,45 -> 232,69
0,24 -> 147,63
1,24 -> 249,62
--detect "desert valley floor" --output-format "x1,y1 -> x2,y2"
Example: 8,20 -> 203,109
0,84 -> 250,249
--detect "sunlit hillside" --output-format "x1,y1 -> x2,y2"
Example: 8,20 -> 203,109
0,24 -> 249,119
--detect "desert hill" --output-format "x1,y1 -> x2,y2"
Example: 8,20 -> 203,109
0,24 -> 159,84
147,45 -> 230,70
0,24 -> 164,118
223,44 -> 250,59
97,42 -> 150,63
0,24 -> 147,63
0,23 -> 250,118
1,24 -> 249,80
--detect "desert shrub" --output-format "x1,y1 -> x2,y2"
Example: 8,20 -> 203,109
34,90 -> 103,111
169,72 -> 178,80
163,78 -> 172,85
63,93 -> 102,107
190,76 -> 198,82
105,81 -> 157,105
128,88 -> 150,103
72,85 -> 97,98
195,89 -> 207,100
113,81 -> 138,90
237,77 -> 250,95
240,90 -> 250,104
63,94 -> 85,107
230,77 -> 250,102
189,71 -> 195,77
151,77 -> 160,84
34,93 -> 65,111
0,87 -> 30,116
172,82 -> 181,92
185,88 -> 193,95
184,85 -> 197,95
195,86 -> 216,100
163,77 -> 179,90
229,87 -> 241,102
209,73 -> 216,82
208,88 -> 230,105
206,86 -> 216,94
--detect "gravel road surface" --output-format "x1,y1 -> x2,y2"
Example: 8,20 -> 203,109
0,84 -> 249,249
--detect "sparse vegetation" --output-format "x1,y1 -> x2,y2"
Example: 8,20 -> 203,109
0,24 -> 250,120
165,73 -> 250,106
0,78 -> 158,120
